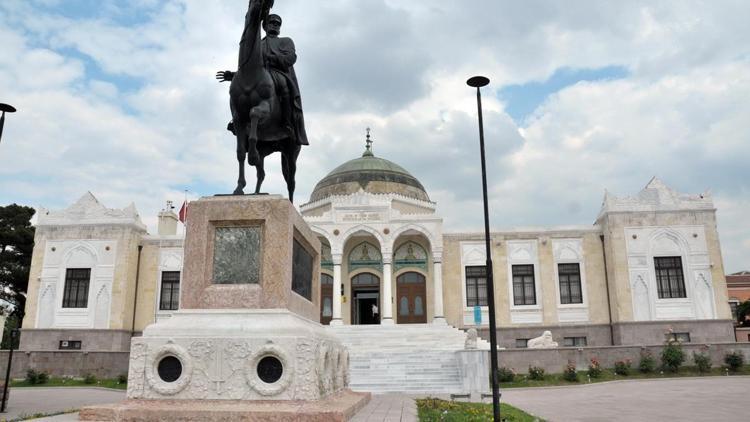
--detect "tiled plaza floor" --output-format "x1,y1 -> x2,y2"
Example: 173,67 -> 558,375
350,393 -> 418,422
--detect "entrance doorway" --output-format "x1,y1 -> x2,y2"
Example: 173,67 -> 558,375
351,272 -> 380,325
397,272 -> 427,324
320,273 -> 333,325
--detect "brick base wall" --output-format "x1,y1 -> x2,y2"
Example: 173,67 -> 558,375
495,342 -> 750,373
0,351 -> 130,379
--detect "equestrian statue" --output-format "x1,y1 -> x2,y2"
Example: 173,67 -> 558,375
216,0 -> 308,202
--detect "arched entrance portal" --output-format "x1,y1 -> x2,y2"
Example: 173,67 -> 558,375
320,273 -> 333,325
351,272 -> 380,325
397,272 -> 427,324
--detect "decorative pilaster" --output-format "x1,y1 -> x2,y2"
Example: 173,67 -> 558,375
433,254 -> 446,325
381,257 -> 394,325
330,254 -> 343,326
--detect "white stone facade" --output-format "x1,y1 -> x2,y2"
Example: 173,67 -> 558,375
300,189 -> 445,325
22,177 -> 734,350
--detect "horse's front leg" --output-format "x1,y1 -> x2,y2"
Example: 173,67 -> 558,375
247,101 -> 270,166
255,148 -> 268,195
246,116 -> 260,166
233,124 -> 248,195
281,144 -> 301,203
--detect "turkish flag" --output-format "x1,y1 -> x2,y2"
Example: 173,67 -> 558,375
178,200 -> 188,223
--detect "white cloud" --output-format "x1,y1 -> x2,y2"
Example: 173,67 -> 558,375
0,0 -> 748,272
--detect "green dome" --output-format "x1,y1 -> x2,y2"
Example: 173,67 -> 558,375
309,147 -> 430,202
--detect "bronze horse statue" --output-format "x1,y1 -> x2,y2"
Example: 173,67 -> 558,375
218,0 -> 306,202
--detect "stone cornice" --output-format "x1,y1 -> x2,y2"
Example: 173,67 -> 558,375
445,225 -> 601,240
300,189 -> 436,214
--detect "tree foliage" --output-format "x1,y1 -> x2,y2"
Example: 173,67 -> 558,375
0,203 -> 36,319
737,300 -> 750,324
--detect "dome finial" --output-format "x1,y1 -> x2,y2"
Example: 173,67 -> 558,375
363,127 -> 374,157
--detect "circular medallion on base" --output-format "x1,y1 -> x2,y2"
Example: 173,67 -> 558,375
146,343 -> 193,396
245,344 -> 293,396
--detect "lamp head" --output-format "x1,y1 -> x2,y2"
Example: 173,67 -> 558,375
466,76 -> 490,88
0,104 -> 16,113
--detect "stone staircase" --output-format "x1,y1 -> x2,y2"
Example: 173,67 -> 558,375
327,323 -> 489,394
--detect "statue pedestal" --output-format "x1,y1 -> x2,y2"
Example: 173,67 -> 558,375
81,196 -> 368,420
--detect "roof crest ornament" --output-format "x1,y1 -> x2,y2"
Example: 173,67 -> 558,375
363,127 -> 374,157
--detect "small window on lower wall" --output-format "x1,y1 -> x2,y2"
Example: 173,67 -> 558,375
59,340 -> 82,350
515,339 -> 529,348
563,336 -> 587,347
666,332 -> 691,343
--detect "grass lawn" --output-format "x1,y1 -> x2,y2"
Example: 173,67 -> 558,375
11,377 -> 127,390
417,398 -> 542,422
498,365 -> 750,388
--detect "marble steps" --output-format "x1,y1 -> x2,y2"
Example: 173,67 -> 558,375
327,324 -> 480,393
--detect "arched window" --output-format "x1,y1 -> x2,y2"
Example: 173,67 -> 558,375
352,272 -> 380,286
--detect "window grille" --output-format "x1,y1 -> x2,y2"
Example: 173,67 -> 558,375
654,257 -> 686,298
62,268 -> 90,308
160,271 -> 180,311
465,266 -> 488,307
512,264 -> 536,305
558,263 -> 583,304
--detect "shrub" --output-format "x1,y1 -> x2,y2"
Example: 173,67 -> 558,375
117,374 -> 128,384
639,350 -> 656,373
562,362 -> 578,382
693,352 -> 711,373
614,359 -> 631,376
527,366 -> 545,381
724,351 -> 745,372
497,367 -> 515,383
83,373 -> 97,384
24,369 -> 49,385
25,369 -> 39,385
661,340 -> 686,372
588,358 -> 603,378
37,372 -> 49,384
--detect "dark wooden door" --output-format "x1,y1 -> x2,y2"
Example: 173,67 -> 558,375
397,272 -> 427,324
320,273 -> 333,325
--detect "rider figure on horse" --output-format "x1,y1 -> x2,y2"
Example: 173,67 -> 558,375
217,13 -> 308,146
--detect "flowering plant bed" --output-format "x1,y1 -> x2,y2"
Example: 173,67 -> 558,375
497,365 -> 750,388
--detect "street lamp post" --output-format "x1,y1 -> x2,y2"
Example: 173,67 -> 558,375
1,329 -> 19,413
466,75 -> 501,421
0,103 -> 18,147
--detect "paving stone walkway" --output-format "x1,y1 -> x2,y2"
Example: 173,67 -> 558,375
2,387 -> 124,421
351,393 -> 418,422
501,376 -> 750,422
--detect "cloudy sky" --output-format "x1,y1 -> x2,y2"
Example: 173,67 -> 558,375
0,0 -> 748,272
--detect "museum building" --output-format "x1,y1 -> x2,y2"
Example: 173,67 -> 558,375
20,140 -> 735,355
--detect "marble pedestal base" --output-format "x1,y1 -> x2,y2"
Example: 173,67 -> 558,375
119,309 -> 356,401
79,389 -> 370,422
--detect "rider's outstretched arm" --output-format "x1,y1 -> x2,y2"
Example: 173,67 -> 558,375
216,70 -> 235,82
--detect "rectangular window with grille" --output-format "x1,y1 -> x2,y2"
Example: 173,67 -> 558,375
515,338 -> 529,348
665,332 -> 691,343
654,257 -> 686,299
465,266 -> 488,307
558,263 -> 583,304
62,268 -> 90,308
512,264 -> 536,305
160,271 -> 180,311
563,336 -> 587,347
